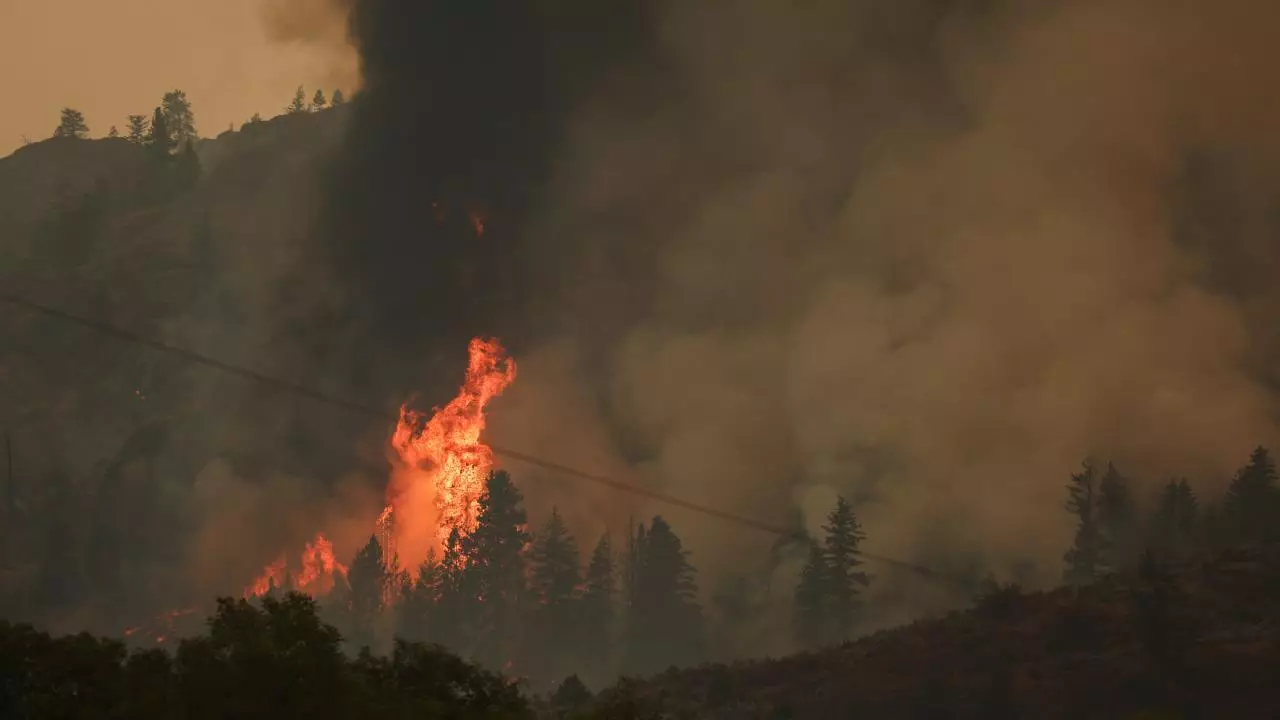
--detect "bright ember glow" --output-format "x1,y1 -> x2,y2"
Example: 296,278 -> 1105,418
386,337 -> 516,573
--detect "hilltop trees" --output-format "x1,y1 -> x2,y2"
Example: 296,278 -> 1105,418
313,89 -> 328,110
528,507 -> 582,681
1098,464 -> 1140,568
626,516 -> 703,673
1224,446 -> 1279,545
792,495 -> 872,650
146,107 -> 174,158
161,90 -> 197,147
1152,479 -> 1198,561
332,89 -> 346,106
53,108 -> 89,138
1064,461 -> 1107,584
287,86 -> 309,114
126,114 -> 149,144
460,470 -> 531,671
580,533 -> 617,685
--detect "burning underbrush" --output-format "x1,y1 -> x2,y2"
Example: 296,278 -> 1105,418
245,336 -> 516,599
124,337 -> 517,645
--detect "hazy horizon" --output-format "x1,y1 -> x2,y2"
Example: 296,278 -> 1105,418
0,0 -> 355,156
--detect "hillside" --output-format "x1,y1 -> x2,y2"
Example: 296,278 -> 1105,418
0,108 -> 389,632
584,547 -> 1280,720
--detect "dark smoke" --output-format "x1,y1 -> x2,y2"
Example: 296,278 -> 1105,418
314,0 -> 662,405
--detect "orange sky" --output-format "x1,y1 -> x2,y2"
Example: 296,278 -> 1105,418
0,0 -> 356,156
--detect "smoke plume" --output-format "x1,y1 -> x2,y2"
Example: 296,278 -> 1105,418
309,0 -> 1280,618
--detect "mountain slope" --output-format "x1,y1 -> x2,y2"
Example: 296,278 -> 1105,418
589,547 -> 1280,719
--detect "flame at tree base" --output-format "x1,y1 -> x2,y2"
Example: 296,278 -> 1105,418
244,532 -> 348,599
241,337 -> 515,601
387,337 -> 516,574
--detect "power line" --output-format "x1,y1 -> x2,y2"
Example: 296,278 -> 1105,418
0,290 -> 963,585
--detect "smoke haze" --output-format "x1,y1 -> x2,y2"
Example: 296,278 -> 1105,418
7,0 -> 1280,652
307,0 -> 1280,611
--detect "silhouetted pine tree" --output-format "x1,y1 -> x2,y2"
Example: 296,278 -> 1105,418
793,540 -> 830,650
347,535 -> 387,648
313,89 -> 328,109
528,507 -> 581,682
1099,463 -> 1139,569
460,470 -> 530,671
107,126 -> 119,138
1152,479 -> 1198,560
1064,460 -> 1107,584
53,108 -> 89,139
161,90 -> 197,147
1224,446 -> 1279,545
126,114 -> 149,144
175,140 -> 201,190
287,86 -> 309,114
822,496 -> 869,641
397,549 -> 439,642
581,533 -> 617,684
332,89 -> 346,106
626,516 -> 702,673
434,527 -> 469,651
146,107 -> 174,160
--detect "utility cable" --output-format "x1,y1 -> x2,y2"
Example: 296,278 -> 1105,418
0,290 -> 967,586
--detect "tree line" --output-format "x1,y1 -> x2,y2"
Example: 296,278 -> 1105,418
47,85 -> 346,144
1061,445 -> 1280,584
263,470 -> 711,692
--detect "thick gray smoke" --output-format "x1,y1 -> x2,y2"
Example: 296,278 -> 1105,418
485,0 -> 1280,624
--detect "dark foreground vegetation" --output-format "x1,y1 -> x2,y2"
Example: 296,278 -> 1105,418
5,544 -> 1280,719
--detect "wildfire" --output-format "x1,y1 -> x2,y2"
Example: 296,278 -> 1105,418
238,337 -> 513,600
244,532 -> 347,599
122,607 -> 199,645
386,337 -> 516,572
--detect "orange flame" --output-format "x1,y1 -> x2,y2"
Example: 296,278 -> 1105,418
295,533 -> 349,596
245,555 -> 287,598
387,337 -> 516,572
244,532 -> 347,599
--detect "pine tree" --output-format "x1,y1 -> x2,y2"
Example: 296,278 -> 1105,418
1098,463 -> 1139,569
1224,446 -> 1279,544
1152,479 -> 1198,560
460,470 -> 530,670
580,533 -> 616,684
822,496 -> 869,641
626,516 -> 702,673
313,89 -> 328,109
161,90 -> 197,146
146,107 -> 174,159
433,527 -> 469,651
175,140 -> 201,189
107,126 -> 119,138
528,507 -> 581,683
53,108 -> 89,139
793,540 -> 830,650
1064,460 -> 1107,584
332,89 -> 346,106
126,115 -> 149,144
287,86 -> 309,114
348,535 -> 387,647
397,550 -> 439,642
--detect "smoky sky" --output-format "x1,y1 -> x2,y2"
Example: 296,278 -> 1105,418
288,0 -> 1280,617
313,0 -> 662,401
